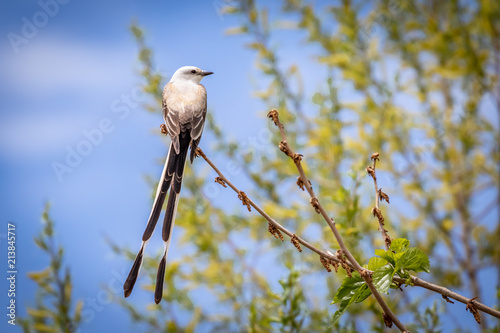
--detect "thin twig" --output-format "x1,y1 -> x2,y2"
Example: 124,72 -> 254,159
367,152 -> 392,250
398,276 -> 500,319
267,109 -> 408,332
195,148 -> 344,266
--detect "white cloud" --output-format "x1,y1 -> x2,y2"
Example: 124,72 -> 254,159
0,113 -> 81,157
0,35 -> 137,97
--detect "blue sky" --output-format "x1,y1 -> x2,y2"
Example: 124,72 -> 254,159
0,1 -> 496,332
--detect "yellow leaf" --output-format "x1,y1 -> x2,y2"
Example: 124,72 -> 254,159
74,300 -> 83,323
367,38 -> 379,59
249,8 -> 257,24
27,308 -> 52,318
32,323 -> 56,332
225,26 -> 248,35
442,219 -> 454,232
318,54 -> 350,66
27,269 -> 50,281
345,227 -> 358,236
142,283 -> 155,292
146,304 -> 158,311
220,5 -> 239,15
433,66 -> 466,79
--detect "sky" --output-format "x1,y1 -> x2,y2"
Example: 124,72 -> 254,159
0,1 -> 496,332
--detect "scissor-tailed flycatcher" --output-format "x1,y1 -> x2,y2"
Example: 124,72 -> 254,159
124,66 -> 213,304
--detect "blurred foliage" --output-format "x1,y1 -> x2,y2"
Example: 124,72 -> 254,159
20,204 -> 82,333
113,0 -> 500,331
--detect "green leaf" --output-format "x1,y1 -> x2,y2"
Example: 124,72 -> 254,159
332,273 -> 365,304
390,238 -> 410,253
331,279 -> 368,325
355,286 -> 372,303
368,257 -> 388,271
374,249 -> 395,266
372,264 -> 396,294
395,248 -> 430,273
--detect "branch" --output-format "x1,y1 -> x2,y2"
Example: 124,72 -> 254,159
195,148 -> 344,267
367,153 -> 392,250
399,276 -> 500,319
267,109 -> 408,332
195,134 -> 500,322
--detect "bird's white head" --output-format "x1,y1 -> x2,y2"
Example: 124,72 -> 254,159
170,66 -> 213,84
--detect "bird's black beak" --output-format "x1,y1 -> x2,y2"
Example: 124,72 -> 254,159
201,71 -> 214,76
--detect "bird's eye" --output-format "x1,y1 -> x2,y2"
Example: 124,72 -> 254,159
191,70 -> 196,74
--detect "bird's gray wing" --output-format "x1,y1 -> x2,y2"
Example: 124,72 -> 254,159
189,86 -> 207,163
162,82 -> 181,154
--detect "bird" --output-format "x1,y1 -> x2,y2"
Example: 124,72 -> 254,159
123,66 -> 213,304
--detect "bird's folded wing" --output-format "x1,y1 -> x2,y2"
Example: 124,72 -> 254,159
163,83 -> 181,153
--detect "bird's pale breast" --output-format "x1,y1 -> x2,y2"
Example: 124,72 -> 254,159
165,82 -> 206,127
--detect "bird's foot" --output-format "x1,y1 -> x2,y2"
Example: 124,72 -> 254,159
160,124 -> 168,135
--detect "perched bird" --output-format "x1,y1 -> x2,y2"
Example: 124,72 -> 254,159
124,66 -> 213,304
